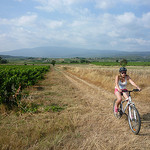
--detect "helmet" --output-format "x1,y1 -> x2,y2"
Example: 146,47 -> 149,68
119,67 -> 127,72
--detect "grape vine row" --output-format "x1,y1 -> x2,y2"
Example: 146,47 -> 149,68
0,65 -> 50,104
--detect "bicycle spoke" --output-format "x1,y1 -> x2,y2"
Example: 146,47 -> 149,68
128,105 -> 141,135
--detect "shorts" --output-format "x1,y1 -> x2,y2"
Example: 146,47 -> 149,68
114,88 -> 128,94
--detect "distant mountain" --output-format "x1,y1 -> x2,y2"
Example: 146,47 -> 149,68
0,47 -> 87,58
0,46 -> 150,58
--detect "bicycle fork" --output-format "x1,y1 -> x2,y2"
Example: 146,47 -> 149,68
128,103 -> 137,121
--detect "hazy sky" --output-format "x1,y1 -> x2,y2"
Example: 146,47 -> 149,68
0,0 -> 150,52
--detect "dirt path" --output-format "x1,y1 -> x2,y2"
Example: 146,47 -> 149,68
56,66 -> 150,150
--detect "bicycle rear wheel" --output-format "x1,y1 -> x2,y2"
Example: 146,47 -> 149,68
128,105 -> 141,135
113,99 -> 122,119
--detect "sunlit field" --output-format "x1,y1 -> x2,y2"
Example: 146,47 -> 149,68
0,64 -> 150,149
62,64 -> 150,102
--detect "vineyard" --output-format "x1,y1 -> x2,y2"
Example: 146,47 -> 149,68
0,65 -> 50,105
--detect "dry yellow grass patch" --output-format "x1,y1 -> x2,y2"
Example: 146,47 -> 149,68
62,65 -> 150,102
58,65 -> 150,149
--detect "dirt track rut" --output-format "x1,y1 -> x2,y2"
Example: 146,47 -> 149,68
57,67 -> 150,150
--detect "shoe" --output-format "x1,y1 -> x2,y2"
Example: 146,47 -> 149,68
115,106 -> 118,113
114,106 -> 118,116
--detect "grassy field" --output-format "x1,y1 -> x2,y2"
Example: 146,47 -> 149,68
0,64 -> 150,149
91,61 -> 150,66
63,65 -> 150,102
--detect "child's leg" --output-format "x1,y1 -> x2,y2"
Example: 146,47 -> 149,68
123,91 -> 129,99
115,91 -> 122,111
123,91 -> 129,113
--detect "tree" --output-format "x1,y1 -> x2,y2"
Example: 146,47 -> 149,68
80,59 -> 86,63
120,59 -> 128,67
51,60 -> 56,66
0,57 -> 8,64
1,59 -> 8,64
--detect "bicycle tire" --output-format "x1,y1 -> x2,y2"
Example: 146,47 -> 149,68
128,105 -> 141,135
113,99 -> 122,119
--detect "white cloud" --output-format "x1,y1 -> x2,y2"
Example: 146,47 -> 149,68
116,12 -> 136,25
14,0 -> 23,2
141,12 -> 150,28
33,0 -> 150,16
17,15 -> 37,26
0,34 -> 7,38
44,20 -> 63,29
95,0 -> 115,9
121,38 -> 150,47
34,0 -> 77,12
34,0 -> 91,16
0,15 -> 37,27
94,0 -> 150,10
108,31 -> 119,37
35,0 -> 61,12
0,14 -> 38,50
122,0 -> 150,5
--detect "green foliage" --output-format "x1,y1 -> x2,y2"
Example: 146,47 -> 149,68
20,102 -> 39,113
91,61 -> 150,66
80,59 -> 90,63
127,62 -> 150,66
51,60 -> 56,66
0,65 -> 50,107
120,59 -> 128,67
0,57 -> 8,64
91,62 -> 119,66
70,60 -> 79,63
44,104 -> 64,112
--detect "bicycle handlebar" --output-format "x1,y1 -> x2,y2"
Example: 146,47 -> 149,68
133,89 -> 140,92
122,89 -> 140,92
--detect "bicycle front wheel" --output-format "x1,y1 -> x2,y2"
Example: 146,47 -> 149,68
128,105 -> 141,135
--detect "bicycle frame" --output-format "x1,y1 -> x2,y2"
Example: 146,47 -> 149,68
120,95 -> 135,115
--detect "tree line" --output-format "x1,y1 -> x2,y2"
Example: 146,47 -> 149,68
0,57 -> 8,64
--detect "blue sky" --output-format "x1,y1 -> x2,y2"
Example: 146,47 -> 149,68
0,0 -> 150,52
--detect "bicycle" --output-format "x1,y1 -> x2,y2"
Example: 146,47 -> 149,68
113,89 -> 141,135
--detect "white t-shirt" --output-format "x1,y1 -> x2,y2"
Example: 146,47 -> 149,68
115,77 -> 127,89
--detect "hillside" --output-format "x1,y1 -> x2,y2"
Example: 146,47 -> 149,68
0,46 -> 150,58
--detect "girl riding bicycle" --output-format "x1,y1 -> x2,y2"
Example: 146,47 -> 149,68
114,67 -> 141,113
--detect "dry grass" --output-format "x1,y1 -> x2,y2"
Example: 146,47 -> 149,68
62,65 -> 150,102
0,65 -> 150,150
59,65 -> 150,150
0,68 -> 89,150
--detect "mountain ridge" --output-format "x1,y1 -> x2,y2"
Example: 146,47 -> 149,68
0,46 -> 150,58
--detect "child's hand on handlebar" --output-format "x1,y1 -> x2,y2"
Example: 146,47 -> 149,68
137,87 -> 141,91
